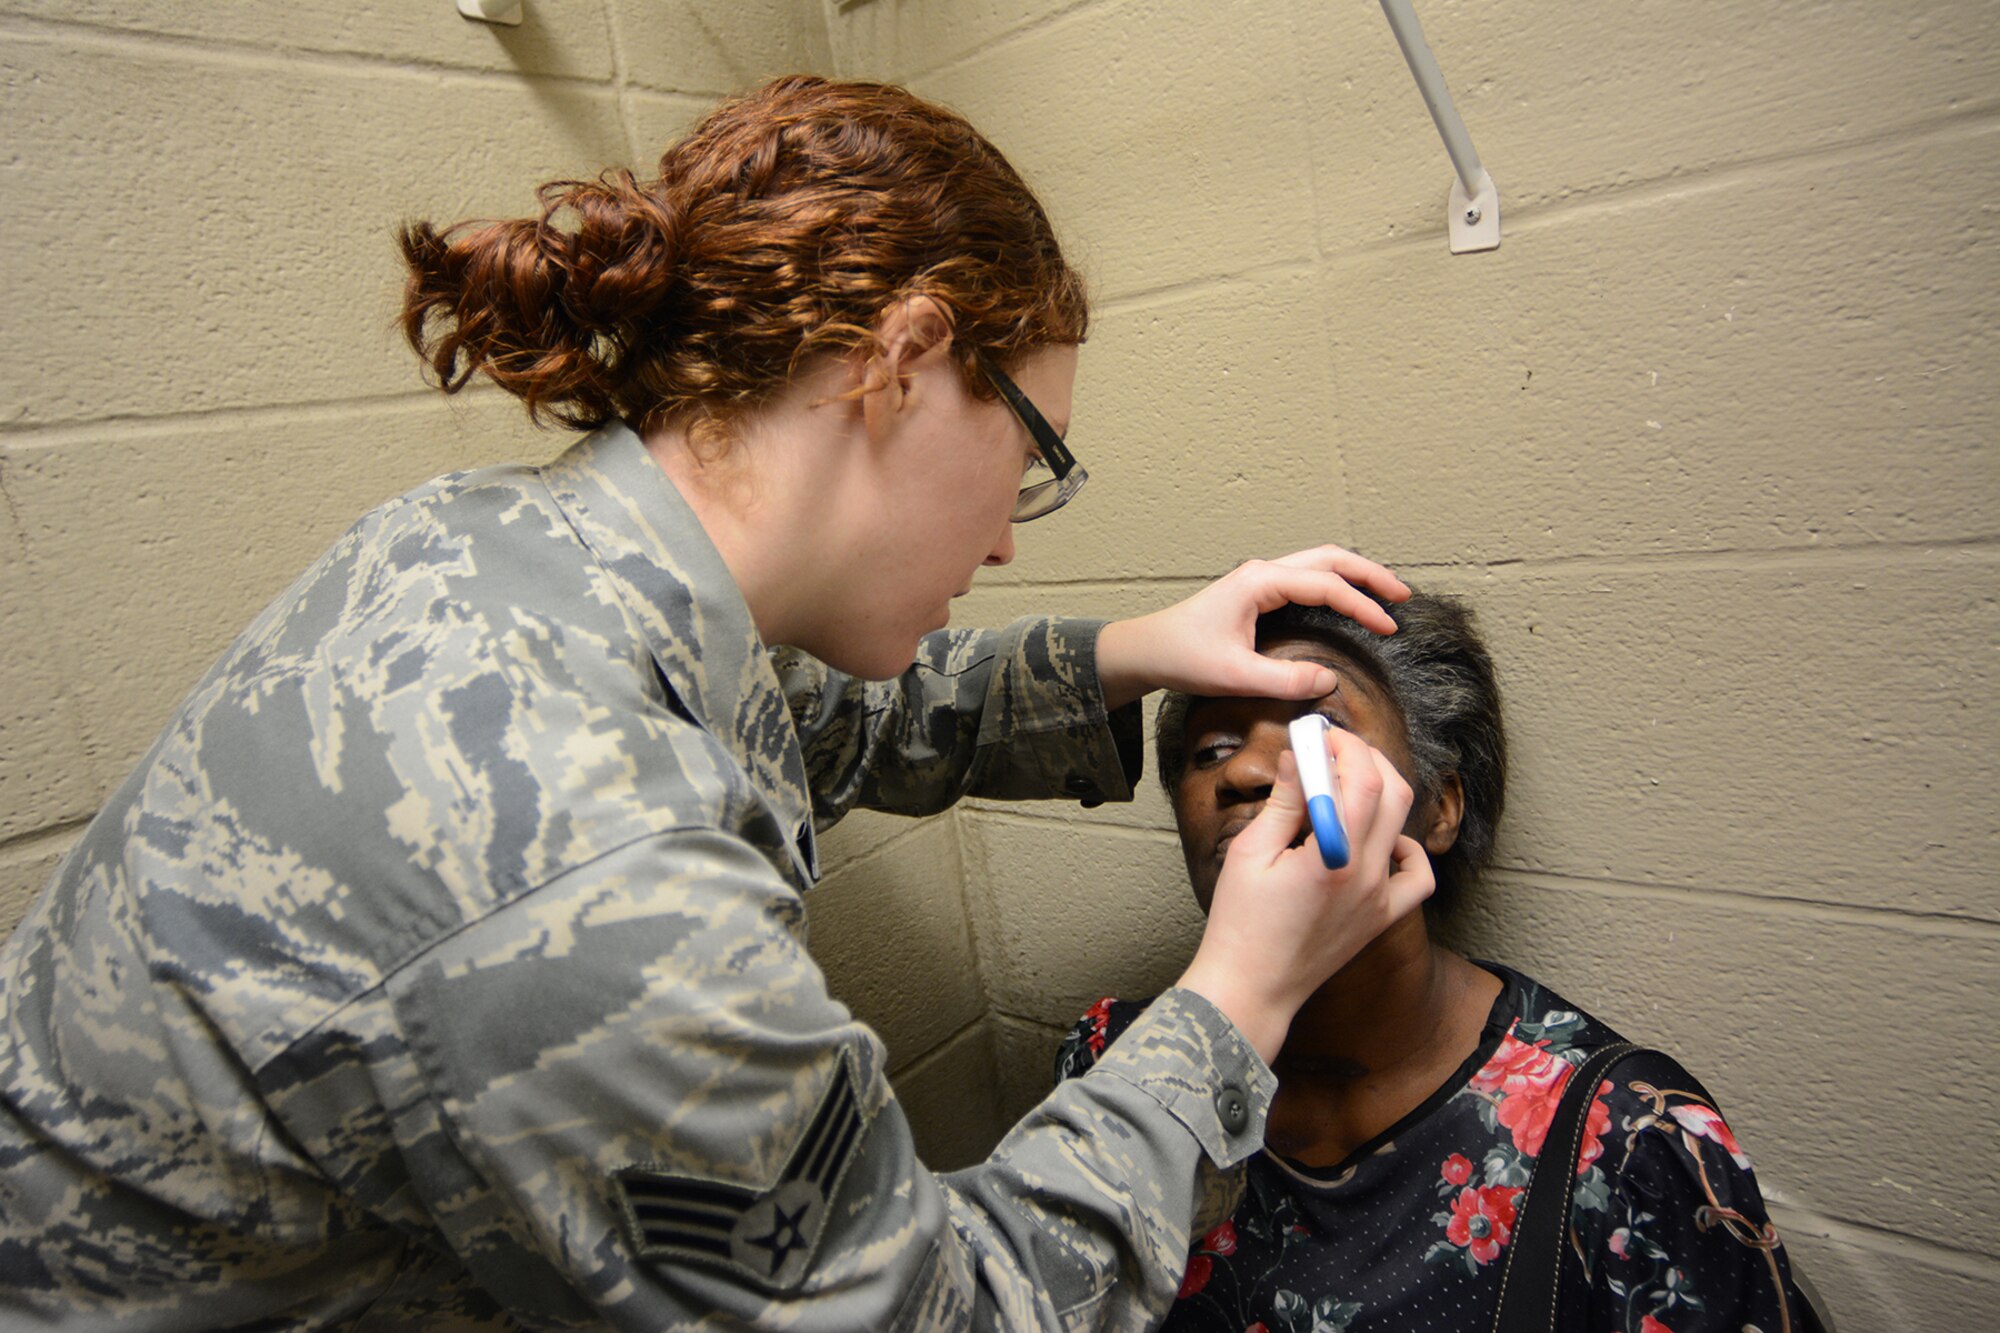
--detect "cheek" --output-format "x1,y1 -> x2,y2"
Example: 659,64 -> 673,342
970,420 -> 1031,506
1170,782 -> 1204,835
974,473 -> 1018,537
1171,784 -> 1220,907
929,442 -> 1016,551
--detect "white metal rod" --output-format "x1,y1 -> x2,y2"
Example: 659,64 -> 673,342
1379,0 -> 1484,197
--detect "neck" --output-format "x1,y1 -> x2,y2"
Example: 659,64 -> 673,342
642,385 -> 862,652
1277,915 -> 1477,1082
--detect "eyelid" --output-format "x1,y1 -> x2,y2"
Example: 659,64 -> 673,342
1188,728 -> 1241,766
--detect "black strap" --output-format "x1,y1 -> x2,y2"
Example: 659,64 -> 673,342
1488,1043 -> 1830,1333
1489,1041 -> 1646,1333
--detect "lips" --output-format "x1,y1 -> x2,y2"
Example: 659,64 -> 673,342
1212,808 -> 1312,862
1211,815 -> 1257,863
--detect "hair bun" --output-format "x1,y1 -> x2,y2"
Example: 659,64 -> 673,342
397,170 -> 683,430
399,76 -> 1087,442
541,171 -> 681,336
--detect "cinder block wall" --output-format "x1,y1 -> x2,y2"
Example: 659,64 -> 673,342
826,1 -> 2000,1328
5,2 -> 1996,1327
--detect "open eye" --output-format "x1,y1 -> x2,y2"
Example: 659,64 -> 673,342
1189,734 -> 1240,769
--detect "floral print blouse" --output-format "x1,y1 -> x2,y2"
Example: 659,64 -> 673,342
1055,964 -> 1808,1333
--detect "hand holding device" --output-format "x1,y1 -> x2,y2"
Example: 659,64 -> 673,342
1177,727 -> 1432,1062
1288,713 -> 1351,869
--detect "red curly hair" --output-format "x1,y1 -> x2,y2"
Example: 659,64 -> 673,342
399,75 -> 1088,446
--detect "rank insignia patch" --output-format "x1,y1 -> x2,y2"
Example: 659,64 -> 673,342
613,1054 -> 868,1291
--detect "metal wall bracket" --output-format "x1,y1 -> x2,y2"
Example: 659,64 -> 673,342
1448,168 -> 1500,254
1380,0 -> 1500,254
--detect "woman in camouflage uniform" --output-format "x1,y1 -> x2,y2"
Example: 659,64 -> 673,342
0,77 -> 1430,1330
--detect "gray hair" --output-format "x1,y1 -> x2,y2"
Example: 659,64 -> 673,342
1155,591 -> 1507,913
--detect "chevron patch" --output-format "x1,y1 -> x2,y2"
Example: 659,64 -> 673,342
613,1054 -> 868,1291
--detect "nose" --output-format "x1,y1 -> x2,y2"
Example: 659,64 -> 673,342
984,522 -> 1016,567
1216,721 -> 1284,808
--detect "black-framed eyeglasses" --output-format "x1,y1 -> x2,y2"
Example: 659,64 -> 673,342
982,356 -> 1088,522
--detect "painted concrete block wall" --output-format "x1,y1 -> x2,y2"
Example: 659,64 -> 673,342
832,0 -> 1999,1324
0,7 -> 598,927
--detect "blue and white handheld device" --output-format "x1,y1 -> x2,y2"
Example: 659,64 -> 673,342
1287,713 -> 1351,870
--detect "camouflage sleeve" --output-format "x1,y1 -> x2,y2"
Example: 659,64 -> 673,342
378,826 -> 1273,1330
773,617 -> 1144,825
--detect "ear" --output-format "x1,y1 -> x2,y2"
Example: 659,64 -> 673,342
1421,771 -> 1465,856
860,295 -> 956,442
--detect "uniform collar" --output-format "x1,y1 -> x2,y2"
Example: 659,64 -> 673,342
540,422 -> 815,854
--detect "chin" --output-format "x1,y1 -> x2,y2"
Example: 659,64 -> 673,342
1184,849 -> 1218,915
816,633 -> 925,682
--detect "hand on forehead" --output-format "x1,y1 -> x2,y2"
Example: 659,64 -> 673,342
1180,639 -> 1410,769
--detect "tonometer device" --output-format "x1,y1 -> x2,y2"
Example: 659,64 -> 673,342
1287,714 -> 1351,870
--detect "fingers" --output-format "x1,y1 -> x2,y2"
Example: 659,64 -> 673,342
1227,732 -> 1413,909
1262,545 -> 1411,604
1323,724 -> 1385,824
1235,562 -> 1404,637
1359,743 -> 1414,874
1134,546 -> 1403,703
1227,653 -> 1341,702
1229,750 -> 1308,866
1384,835 -> 1437,919
1324,727 -> 1413,873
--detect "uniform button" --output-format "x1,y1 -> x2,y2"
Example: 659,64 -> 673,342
1063,775 -> 1097,798
1215,1084 -> 1249,1135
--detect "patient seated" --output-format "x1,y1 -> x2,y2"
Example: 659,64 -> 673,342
1057,594 -> 1808,1333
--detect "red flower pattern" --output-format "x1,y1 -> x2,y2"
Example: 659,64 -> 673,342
1640,1317 -> 1675,1333
1177,1253 -> 1213,1300
1576,1078 -> 1613,1175
1468,1029 -> 1580,1157
1670,1102 -> 1752,1169
1199,1220 -> 1237,1257
1440,1152 -> 1474,1186
1444,1184 -> 1521,1264
1082,997 -> 1115,1055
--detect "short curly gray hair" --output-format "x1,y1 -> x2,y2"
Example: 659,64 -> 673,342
1155,591 -> 1507,914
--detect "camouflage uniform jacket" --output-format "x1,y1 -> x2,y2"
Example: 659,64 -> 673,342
0,423 -> 1276,1331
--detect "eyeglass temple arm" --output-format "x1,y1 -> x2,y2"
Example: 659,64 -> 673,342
987,368 -> 1077,477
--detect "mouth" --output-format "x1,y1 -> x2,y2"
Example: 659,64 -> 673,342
1212,818 -> 1255,863
1212,812 -> 1311,862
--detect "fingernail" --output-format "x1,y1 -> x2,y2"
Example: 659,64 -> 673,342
1311,668 -> 1337,694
